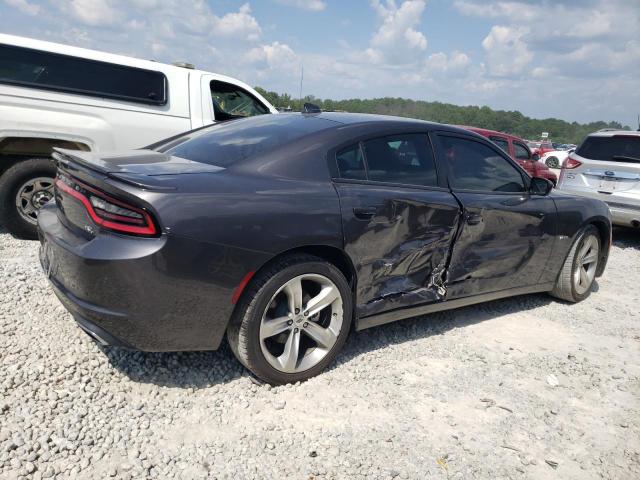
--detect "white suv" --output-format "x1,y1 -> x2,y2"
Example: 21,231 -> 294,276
0,34 -> 277,238
557,130 -> 640,228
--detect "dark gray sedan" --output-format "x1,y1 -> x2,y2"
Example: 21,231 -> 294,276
38,113 -> 611,384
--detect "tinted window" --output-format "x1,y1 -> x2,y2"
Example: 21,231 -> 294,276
164,114 -> 334,167
0,44 -> 166,105
336,144 -> 366,180
439,135 -> 525,192
210,80 -> 269,120
513,142 -> 530,160
576,135 -> 640,162
362,134 -> 438,187
489,136 -> 509,154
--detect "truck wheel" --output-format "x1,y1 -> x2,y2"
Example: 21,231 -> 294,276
0,158 -> 57,240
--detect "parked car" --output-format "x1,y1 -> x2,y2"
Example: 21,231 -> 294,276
557,130 -> 640,228
529,142 -> 556,156
461,127 -> 558,184
38,113 -> 611,384
0,33 -> 277,239
540,148 -> 575,168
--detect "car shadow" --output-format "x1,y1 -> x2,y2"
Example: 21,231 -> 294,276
613,226 -> 640,251
103,292 -> 554,389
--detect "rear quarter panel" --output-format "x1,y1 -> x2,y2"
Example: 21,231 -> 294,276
544,192 -> 611,281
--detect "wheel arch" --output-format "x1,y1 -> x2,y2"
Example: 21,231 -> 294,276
230,244 -> 358,325
584,217 -> 611,277
0,136 -> 91,160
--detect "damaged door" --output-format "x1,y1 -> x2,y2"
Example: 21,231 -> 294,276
434,132 -> 557,298
332,133 -> 460,319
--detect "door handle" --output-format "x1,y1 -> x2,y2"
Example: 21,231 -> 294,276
353,206 -> 377,220
466,213 -> 482,225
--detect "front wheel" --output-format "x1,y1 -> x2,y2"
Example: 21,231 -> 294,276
227,254 -> 352,385
550,225 -> 600,302
0,158 -> 57,239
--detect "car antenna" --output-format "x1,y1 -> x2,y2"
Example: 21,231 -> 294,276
303,102 -> 321,114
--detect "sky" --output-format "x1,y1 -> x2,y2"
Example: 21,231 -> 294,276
1,0 -> 639,127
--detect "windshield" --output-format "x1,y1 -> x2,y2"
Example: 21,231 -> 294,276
162,114 -> 335,167
577,135 -> 640,162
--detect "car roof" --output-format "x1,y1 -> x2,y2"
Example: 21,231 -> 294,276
457,125 -> 525,142
588,129 -> 640,138
276,112 -> 474,135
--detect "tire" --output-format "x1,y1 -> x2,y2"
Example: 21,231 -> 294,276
0,158 -> 56,240
545,156 -> 559,168
550,225 -> 600,303
227,254 -> 353,385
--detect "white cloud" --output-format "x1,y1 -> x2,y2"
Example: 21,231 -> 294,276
3,0 -> 39,16
212,3 -> 262,41
63,0 -> 121,26
274,0 -> 327,11
367,0 -> 428,64
482,25 -> 532,76
425,51 -> 470,72
246,41 -> 298,70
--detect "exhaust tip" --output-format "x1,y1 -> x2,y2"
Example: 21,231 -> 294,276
631,220 -> 640,228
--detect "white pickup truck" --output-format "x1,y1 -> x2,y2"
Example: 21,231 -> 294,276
0,33 -> 277,238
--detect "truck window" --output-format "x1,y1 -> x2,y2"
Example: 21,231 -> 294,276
0,44 -> 167,105
210,80 -> 269,121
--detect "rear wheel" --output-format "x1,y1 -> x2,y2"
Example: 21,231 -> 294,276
0,158 -> 56,239
550,225 -> 600,302
227,254 -> 352,385
545,156 -> 560,168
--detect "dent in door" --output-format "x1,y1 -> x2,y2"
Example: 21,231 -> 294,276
346,197 -> 460,317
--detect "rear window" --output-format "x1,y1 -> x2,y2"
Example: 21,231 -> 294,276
0,44 -> 167,105
577,135 -> 640,162
163,114 -> 334,167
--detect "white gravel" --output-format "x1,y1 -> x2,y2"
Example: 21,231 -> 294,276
1,225 -> 639,480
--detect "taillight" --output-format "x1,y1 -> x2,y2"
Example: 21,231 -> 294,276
562,155 -> 582,169
55,174 -> 157,236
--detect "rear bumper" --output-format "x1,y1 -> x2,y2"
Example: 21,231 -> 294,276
38,204 -> 268,351
607,204 -> 640,227
557,185 -> 640,227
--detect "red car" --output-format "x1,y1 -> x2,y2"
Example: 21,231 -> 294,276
461,127 -> 558,185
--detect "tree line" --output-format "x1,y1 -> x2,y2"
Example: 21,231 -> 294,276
255,88 -> 629,144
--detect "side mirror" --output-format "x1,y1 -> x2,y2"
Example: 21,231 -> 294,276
530,177 -> 553,196
532,153 -> 540,161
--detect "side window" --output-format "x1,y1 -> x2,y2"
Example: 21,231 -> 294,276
513,142 -> 531,160
489,136 -> 510,154
336,144 -> 367,180
439,135 -> 525,193
210,80 -> 269,120
361,134 -> 438,187
0,44 -> 166,105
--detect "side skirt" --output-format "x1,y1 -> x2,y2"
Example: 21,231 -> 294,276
355,282 -> 555,331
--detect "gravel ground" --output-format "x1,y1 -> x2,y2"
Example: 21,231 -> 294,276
1,225 -> 639,480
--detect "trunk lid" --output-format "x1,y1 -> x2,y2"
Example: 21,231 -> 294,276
574,155 -> 640,194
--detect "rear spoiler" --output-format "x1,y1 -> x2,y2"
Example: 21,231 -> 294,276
51,148 -> 176,191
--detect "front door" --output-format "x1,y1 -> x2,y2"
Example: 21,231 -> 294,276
332,133 -> 460,318
433,132 -> 557,298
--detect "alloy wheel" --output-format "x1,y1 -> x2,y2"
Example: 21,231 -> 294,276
259,274 -> 343,374
15,177 -> 55,225
573,235 -> 599,295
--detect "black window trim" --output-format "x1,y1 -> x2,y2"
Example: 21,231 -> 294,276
488,135 -> 510,153
513,140 -> 532,160
0,43 -> 168,106
433,130 -> 531,195
330,131 -> 446,192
